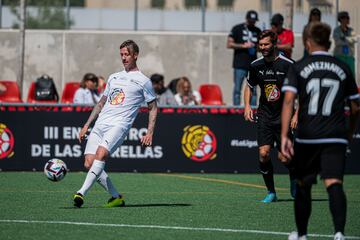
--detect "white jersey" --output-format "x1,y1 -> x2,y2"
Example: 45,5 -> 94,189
73,88 -> 100,105
95,70 -> 156,126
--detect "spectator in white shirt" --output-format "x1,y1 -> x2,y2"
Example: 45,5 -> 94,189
174,76 -> 201,106
73,73 -> 100,104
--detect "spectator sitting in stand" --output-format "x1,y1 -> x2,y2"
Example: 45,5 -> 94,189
302,8 -> 322,58
73,73 -> 100,104
174,77 -> 201,106
150,73 -> 178,106
0,83 -> 6,95
167,77 -> 180,95
271,13 -> 294,58
97,75 -> 106,95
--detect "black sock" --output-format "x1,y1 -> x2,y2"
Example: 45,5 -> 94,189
284,161 -> 296,181
327,183 -> 347,234
259,161 -> 275,193
295,183 -> 312,236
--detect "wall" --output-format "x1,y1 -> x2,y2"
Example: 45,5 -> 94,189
0,30 -> 359,105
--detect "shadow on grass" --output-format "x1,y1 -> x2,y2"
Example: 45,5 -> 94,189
60,203 -> 192,209
277,198 -> 328,202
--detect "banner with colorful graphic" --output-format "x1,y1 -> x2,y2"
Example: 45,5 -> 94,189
1,106 -> 360,173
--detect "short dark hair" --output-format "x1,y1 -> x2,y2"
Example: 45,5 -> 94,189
120,39 -> 139,55
150,73 -> 164,84
337,11 -> 350,22
259,30 -> 278,45
81,73 -> 98,88
308,22 -> 331,50
271,13 -> 284,26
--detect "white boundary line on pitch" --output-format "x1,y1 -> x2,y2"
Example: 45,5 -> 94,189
1,220 -> 360,239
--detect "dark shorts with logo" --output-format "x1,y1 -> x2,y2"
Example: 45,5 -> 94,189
293,142 -> 346,185
256,116 -> 282,151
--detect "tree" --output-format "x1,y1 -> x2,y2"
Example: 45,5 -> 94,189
8,0 -> 75,29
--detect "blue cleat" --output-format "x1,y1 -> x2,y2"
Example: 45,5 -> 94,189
290,179 -> 297,198
261,192 -> 277,203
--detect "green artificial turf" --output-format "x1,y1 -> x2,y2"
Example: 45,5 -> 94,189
0,172 -> 359,240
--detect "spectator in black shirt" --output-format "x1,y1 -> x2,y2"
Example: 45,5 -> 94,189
227,10 -> 261,106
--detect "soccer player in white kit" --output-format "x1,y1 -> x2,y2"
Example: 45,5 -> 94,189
73,40 -> 157,208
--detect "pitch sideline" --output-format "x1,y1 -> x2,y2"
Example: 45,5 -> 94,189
0,219 -> 359,239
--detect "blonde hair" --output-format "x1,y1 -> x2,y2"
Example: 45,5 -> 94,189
176,77 -> 192,96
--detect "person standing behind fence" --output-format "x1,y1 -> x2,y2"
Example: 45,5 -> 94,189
333,11 -> 357,77
271,13 -> 294,59
73,73 -> 100,104
227,10 -> 260,106
302,8 -> 321,58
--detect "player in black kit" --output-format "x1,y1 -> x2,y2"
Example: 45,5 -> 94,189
281,22 -> 360,240
244,30 -> 298,203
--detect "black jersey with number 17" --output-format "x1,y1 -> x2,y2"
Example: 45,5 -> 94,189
282,52 -> 360,144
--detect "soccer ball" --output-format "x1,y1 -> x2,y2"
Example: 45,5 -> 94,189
44,158 -> 68,182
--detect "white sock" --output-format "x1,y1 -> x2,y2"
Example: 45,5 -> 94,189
96,170 -> 120,198
78,160 -> 105,196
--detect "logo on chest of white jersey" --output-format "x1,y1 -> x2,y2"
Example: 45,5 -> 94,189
108,88 -> 125,105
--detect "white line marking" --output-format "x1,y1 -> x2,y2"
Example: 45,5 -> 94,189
0,219 -> 359,239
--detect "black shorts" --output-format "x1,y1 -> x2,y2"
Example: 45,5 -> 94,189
257,117 -> 281,151
293,142 -> 347,185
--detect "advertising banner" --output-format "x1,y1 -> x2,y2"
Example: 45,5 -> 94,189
0,106 -> 359,173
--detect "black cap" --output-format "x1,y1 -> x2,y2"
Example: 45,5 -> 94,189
246,10 -> 258,21
271,13 -> 284,26
310,8 -> 321,16
338,11 -> 350,21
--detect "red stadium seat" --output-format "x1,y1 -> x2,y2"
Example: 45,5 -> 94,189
61,82 -> 81,103
27,82 -> 58,103
0,81 -> 23,103
199,84 -> 224,105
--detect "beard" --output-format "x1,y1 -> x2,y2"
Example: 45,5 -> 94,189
261,46 -> 275,57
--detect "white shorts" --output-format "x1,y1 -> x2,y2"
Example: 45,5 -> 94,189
84,123 -> 131,155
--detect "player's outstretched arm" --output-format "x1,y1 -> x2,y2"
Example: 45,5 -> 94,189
244,85 -> 254,122
78,95 -> 107,143
281,91 -> 296,159
141,100 -> 158,146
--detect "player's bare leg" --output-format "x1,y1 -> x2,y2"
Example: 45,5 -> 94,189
259,145 -> 277,202
324,179 -> 346,240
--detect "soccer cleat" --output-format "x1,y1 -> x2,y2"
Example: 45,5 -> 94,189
288,231 -> 307,240
73,193 -> 84,208
261,192 -> 277,203
104,196 -> 125,208
290,179 -> 297,198
334,232 -> 345,240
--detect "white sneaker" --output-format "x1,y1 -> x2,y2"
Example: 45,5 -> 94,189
288,231 -> 307,240
334,232 -> 345,240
